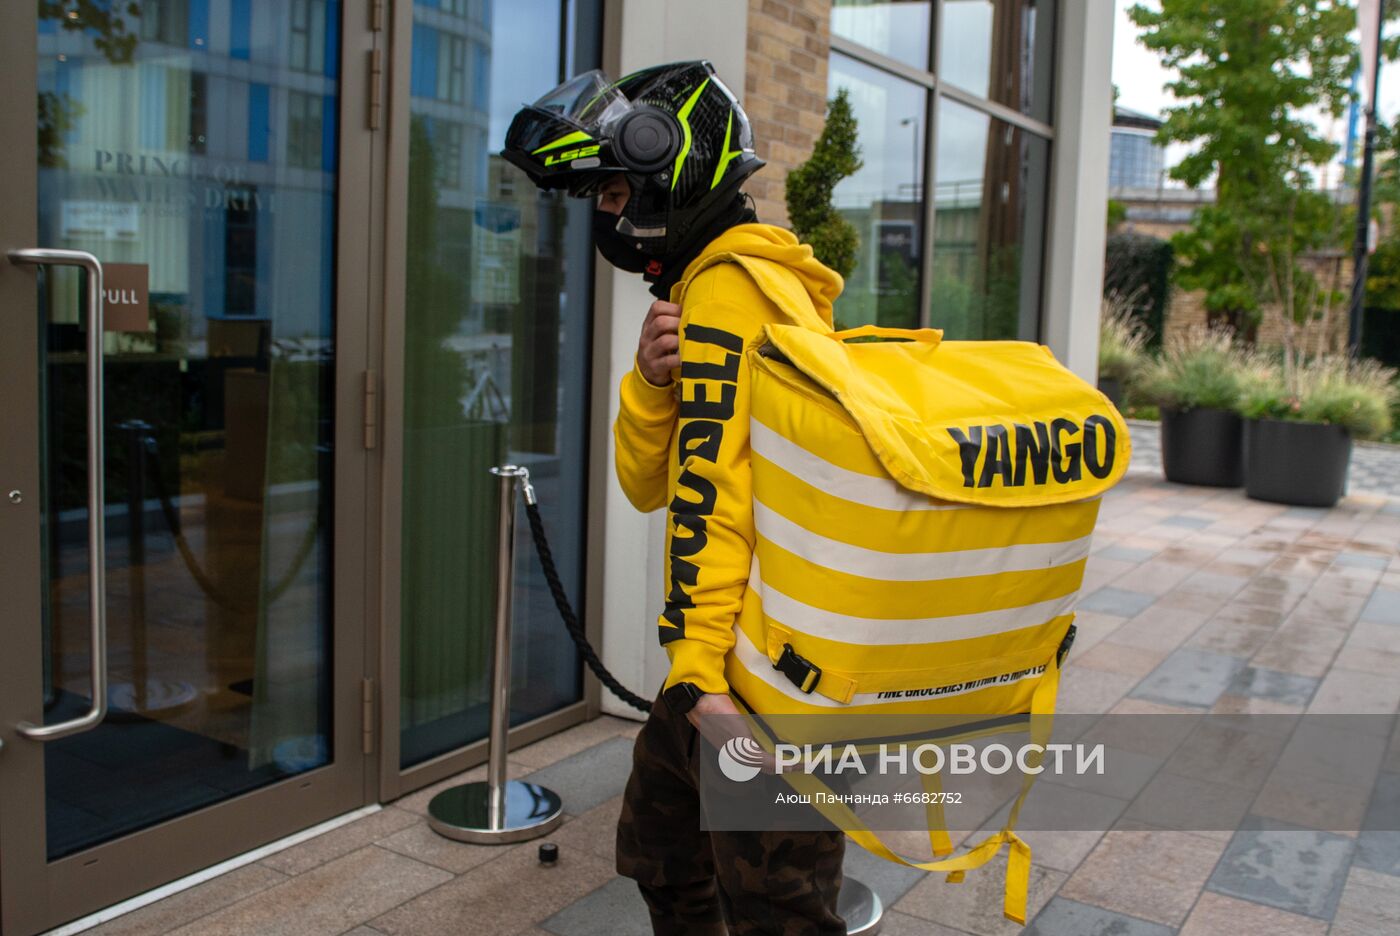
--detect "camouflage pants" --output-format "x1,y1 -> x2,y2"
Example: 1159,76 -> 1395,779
616,691 -> 847,936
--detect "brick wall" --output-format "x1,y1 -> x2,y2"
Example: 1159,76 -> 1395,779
1163,251 -> 1354,354
742,0 -> 834,227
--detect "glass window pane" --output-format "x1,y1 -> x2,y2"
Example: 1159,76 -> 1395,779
829,53 -> 926,330
831,0 -> 932,70
930,97 -> 1049,340
398,0 -> 588,769
939,0 -> 1055,124
35,0 -> 339,858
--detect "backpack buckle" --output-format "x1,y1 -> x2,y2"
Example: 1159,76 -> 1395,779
1056,624 -> 1078,668
775,643 -> 822,694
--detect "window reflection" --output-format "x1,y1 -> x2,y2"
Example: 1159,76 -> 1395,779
831,0 -> 932,70
36,0 -> 339,859
929,97 -> 1048,339
939,0 -> 1055,123
829,54 -> 926,330
399,0 -> 589,769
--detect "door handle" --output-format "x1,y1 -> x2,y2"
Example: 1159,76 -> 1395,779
7,248 -> 108,741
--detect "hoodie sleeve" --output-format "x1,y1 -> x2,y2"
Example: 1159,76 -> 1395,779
659,294 -> 783,695
612,354 -> 678,513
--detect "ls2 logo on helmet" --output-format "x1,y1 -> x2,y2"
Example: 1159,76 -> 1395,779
718,736 -> 767,783
543,144 -> 601,166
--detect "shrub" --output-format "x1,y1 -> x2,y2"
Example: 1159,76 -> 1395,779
786,89 -> 862,279
1103,232 -> 1172,349
1099,295 -> 1149,382
1240,355 -> 1399,441
1134,325 -> 1245,412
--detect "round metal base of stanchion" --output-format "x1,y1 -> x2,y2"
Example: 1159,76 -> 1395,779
106,679 -> 199,722
427,780 -> 564,845
840,877 -> 883,935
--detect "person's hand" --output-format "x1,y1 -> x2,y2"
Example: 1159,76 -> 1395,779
687,692 -> 778,774
637,300 -> 681,386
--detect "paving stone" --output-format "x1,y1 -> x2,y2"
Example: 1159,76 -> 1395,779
1071,640 -> 1169,679
1163,514 -> 1215,530
85,864 -> 290,936
1096,545 -> 1159,564
1329,866 -> 1400,935
520,736 -> 636,814
1179,571 -> 1250,598
1055,669 -> 1141,716
370,839 -> 615,936
1361,588 -> 1400,625
1335,551 -> 1392,570
1165,720 -> 1288,791
1119,771 -> 1254,835
1226,666 -> 1319,706
1307,667 -> 1400,716
874,910 -> 969,935
166,846 -> 452,936
1077,587 -> 1157,618
1205,816 -> 1354,919
550,794 -> 624,864
1060,830 -> 1225,926
512,715 -> 639,769
1110,605 -> 1211,654
1130,647 -> 1247,708
839,840 -> 929,910
1177,891 -> 1327,936
540,877 -> 652,936
259,806 -> 421,876
1025,897 -> 1172,935
893,855 -> 1065,935
1356,772 -> 1400,875
375,818 -> 511,876
1250,767 -> 1372,833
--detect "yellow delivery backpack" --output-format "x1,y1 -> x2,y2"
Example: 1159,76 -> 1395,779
724,322 -> 1131,925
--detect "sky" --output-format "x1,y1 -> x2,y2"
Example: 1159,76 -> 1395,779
1112,0 -> 1400,189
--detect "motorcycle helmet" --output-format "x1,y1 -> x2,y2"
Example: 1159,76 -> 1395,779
503,60 -> 765,268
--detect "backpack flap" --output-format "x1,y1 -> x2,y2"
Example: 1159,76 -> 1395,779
755,323 -> 1132,507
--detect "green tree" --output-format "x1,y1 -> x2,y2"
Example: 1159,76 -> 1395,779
1128,1 -> 1356,336
786,88 -> 862,278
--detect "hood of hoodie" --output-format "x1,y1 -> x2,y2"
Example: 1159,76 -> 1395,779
669,223 -> 843,332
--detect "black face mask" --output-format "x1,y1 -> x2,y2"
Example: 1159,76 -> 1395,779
591,210 -> 651,274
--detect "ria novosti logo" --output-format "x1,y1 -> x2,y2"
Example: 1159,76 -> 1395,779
717,739 -> 1106,783
718,737 -> 768,782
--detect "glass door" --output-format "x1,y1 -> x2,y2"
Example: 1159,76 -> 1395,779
378,0 -> 601,797
0,4 -> 374,932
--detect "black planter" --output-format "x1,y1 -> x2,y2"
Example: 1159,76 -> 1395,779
1244,418 -> 1352,507
1160,407 -> 1244,487
1097,376 -> 1124,408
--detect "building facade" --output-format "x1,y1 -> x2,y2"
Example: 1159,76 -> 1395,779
1109,104 -> 1165,192
0,2 -> 1111,931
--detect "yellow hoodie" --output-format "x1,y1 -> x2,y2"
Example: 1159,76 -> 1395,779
612,223 -> 843,695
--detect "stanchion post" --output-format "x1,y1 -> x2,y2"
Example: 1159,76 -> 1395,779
428,464 -> 563,844
484,464 -> 522,830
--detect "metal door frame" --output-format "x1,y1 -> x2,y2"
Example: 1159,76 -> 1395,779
373,0 -> 600,804
0,4 -> 378,932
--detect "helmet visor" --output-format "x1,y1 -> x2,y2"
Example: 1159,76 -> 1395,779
530,69 -> 630,131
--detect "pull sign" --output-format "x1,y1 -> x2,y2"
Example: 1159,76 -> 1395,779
102,262 -> 150,332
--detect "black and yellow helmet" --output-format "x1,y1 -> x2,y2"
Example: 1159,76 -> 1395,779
503,60 -> 765,262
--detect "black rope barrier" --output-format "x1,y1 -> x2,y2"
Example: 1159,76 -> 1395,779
522,498 -> 652,713
140,434 -> 322,614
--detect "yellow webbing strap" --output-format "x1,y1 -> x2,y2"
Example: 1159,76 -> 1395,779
920,769 -> 955,857
780,653 -> 1062,925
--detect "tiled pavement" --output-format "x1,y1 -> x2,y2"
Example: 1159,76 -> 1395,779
75,453 -> 1400,934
